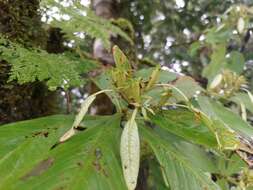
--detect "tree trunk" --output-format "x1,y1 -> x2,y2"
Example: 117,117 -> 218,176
89,0 -> 118,115
92,0 -> 117,65
0,0 -> 58,124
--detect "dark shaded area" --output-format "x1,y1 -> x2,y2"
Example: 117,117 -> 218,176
0,0 -> 63,124
136,159 -> 149,190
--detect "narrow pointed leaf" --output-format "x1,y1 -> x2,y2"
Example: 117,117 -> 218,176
60,94 -> 96,142
145,65 -> 160,91
113,45 -> 131,71
60,90 -> 110,142
120,110 -> 140,190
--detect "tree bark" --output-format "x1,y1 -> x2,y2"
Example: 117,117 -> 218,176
89,0 -> 118,115
0,0 -> 58,124
92,0 -> 117,65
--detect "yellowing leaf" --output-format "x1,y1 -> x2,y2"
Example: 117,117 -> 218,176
145,65 -> 161,91
73,96 -> 96,127
113,45 -> 131,72
111,69 -> 128,87
120,109 -> 140,190
60,95 -> 96,142
60,90 -> 111,142
59,127 -> 76,143
121,79 -> 141,103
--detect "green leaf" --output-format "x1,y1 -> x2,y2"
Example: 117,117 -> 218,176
135,67 -> 177,84
92,71 -> 128,111
154,126 -> 219,173
139,75 -> 200,106
145,65 -> 161,91
188,41 -> 202,57
147,158 -> 169,190
225,51 -> 245,74
202,46 -> 245,83
140,126 -> 221,190
205,28 -> 232,45
197,96 -> 253,137
0,114 -> 127,190
217,154 -> 246,176
113,45 -> 131,72
150,109 -> 217,148
202,44 -> 226,82
230,92 -> 253,113
120,78 -> 141,103
0,115 -> 73,156
170,76 -> 203,102
216,179 -> 229,190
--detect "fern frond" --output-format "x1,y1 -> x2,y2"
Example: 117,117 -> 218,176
0,35 -> 97,90
41,0 -> 133,49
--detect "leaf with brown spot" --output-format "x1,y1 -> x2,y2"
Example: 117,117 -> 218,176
0,114 -> 127,190
21,158 -> 54,180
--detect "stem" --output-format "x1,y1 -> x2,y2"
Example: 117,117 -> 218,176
65,90 -> 72,114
